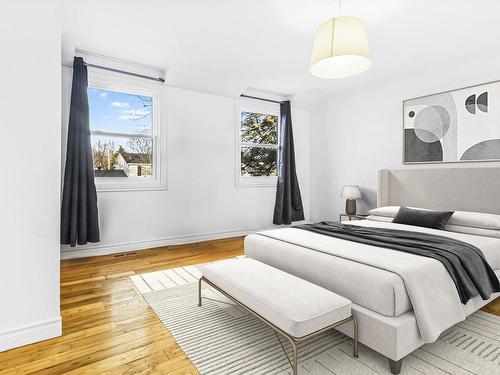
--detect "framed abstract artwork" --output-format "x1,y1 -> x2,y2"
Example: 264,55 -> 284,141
403,80 -> 500,164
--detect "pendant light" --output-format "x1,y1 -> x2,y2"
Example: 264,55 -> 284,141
310,0 -> 371,79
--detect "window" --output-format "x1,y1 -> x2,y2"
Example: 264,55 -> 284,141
236,99 -> 280,187
87,70 -> 165,191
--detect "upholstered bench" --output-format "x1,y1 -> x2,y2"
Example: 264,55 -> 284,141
198,258 -> 358,375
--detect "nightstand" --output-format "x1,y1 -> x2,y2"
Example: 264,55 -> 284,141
339,213 -> 368,221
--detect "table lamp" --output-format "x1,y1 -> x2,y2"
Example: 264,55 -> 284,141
341,185 -> 362,215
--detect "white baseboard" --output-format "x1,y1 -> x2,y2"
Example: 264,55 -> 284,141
0,317 -> 62,352
60,227 -> 275,260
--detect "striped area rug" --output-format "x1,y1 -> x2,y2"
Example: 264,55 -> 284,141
130,264 -> 202,293
132,269 -> 500,375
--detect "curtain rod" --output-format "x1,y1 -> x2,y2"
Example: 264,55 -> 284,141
84,62 -> 165,83
240,94 -> 282,104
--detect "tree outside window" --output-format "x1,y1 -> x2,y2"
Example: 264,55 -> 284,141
240,111 -> 278,177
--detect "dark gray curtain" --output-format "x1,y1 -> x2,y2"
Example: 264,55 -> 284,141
61,57 -> 100,246
273,100 -> 304,225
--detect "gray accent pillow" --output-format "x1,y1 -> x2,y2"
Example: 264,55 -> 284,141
393,206 -> 454,230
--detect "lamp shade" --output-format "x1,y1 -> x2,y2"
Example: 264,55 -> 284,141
341,185 -> 362,199
310,16 -> 371,79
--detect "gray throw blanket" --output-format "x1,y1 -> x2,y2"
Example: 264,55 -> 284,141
296,222 -> 500,304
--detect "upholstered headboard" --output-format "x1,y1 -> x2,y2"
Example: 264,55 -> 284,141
378,167 -> 500,214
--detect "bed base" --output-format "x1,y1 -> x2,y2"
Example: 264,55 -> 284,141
244,235 -> 500,375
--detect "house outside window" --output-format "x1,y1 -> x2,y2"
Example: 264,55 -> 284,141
235,98 -> 280,187
87,69 -> 165,191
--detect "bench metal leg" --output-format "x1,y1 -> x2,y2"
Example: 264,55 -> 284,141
353,315 -> 359,358
291,339 -> 298,375
198,277 -> 202,306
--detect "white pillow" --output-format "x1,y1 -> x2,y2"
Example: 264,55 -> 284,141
367,212 -> 500,238
368,205 -> 500,232
448,211 -> 500,230
368,205 -> 433,217
366,215 -> 393,223
367,206 -> 401,218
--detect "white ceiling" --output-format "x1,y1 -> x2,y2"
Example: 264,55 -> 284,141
62,0 -> 500,107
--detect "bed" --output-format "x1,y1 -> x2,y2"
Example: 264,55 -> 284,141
244,167 -> 500,374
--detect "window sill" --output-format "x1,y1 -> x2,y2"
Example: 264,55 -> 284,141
95,179 -> 166,192
235,177 -> 277,188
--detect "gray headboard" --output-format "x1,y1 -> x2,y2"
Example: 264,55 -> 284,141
378,167 -> 500,214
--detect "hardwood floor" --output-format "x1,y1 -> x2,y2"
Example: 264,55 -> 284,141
0,236 -> 498,374
0,237 -> 244,375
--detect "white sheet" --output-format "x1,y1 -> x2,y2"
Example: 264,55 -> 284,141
249,220 -> 500,343
349,220 -> 500,269
245,233 -> 412,317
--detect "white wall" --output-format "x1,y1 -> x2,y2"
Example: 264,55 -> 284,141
62,76 -> 311,258
0,0 -> 61,350
310,52 -> 500,222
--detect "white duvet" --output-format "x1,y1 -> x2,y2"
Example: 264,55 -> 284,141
253,220 -> 500,343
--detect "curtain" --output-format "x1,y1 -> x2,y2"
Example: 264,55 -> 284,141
61,57 -> 100,246
273,100 -> 305,225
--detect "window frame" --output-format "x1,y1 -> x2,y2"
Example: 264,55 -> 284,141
235,98 -> 280,188
87,69 -> 166,192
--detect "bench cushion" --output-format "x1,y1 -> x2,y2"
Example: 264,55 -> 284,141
199,258 -> 351,338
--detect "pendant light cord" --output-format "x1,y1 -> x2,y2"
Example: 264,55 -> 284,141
338,0 -> 342,16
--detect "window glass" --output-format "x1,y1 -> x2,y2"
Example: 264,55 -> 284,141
240,111 -> 278,145
88,87 -> 153,178
240,146 -> 278,177
239,109 -> 278,178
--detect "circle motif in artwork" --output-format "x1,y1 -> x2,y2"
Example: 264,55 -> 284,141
477,92 -> 488,113
409,111 -> 415,118
413,105 -> 450,143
